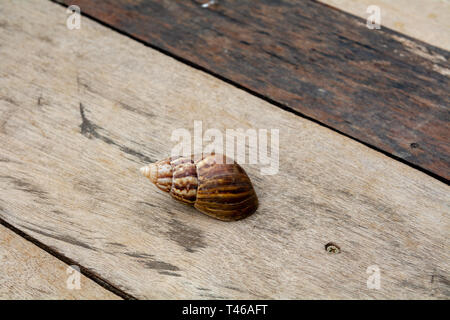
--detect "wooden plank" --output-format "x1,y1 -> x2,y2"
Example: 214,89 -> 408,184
0,0 -> 449,299
0,224 -> 120,299
320,0 -> 450,51
55,0 -> 450,181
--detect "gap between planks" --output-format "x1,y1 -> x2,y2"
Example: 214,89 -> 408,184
318,0 -> 450,51
0,219 -> 133,299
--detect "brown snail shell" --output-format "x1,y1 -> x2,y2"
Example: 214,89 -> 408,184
140,154 -> 258,221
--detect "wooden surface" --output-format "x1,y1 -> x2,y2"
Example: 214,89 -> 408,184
320,0 -> 450,51
0,0 -> 448,299
0,224 -> 120,299
56,0 -> 450,181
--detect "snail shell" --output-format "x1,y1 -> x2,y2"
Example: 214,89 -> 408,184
140,154 -> 258,221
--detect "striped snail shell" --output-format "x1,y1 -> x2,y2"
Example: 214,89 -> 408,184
140,153 -> 258,221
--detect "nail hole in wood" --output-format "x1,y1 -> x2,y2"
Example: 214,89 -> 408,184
325,242 -> 341,254
410,142 -> 419,149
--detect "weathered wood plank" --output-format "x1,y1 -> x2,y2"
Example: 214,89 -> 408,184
0,224 -> 120,299
55,0 -> 450,181
320,0 -> 450,51
0,0 -> 449,299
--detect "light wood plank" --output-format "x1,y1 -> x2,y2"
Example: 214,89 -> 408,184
0,0 -> 448,299
320,0 -> 450,51
0,224 -> 120,299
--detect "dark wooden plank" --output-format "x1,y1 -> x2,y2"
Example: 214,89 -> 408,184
58,0 -> 450,181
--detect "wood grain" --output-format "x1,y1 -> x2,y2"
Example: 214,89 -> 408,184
0,0 -> 449,299
0,224 -> 120,299
320,0 -> 450,51
55,0 -> 450,181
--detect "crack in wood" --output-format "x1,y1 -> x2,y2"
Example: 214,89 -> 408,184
19,224 -> 97,251
0,218 -> 135,299
0,175 -> 48,199
79,103 -> 154,163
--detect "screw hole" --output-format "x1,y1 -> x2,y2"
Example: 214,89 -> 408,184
325,242 -> 341,254
410,142 -> 419,149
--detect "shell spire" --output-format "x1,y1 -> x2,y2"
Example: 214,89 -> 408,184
140,164 -> 157,184
140,158 -> 174,193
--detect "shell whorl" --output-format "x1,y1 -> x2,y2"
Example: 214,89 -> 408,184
140,158 -> 173,193
139,164 -> 157,183
140,154 -> 258,221
194,154 -> 258,221
140,156 -> 198,201
169,156 -> 198,204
